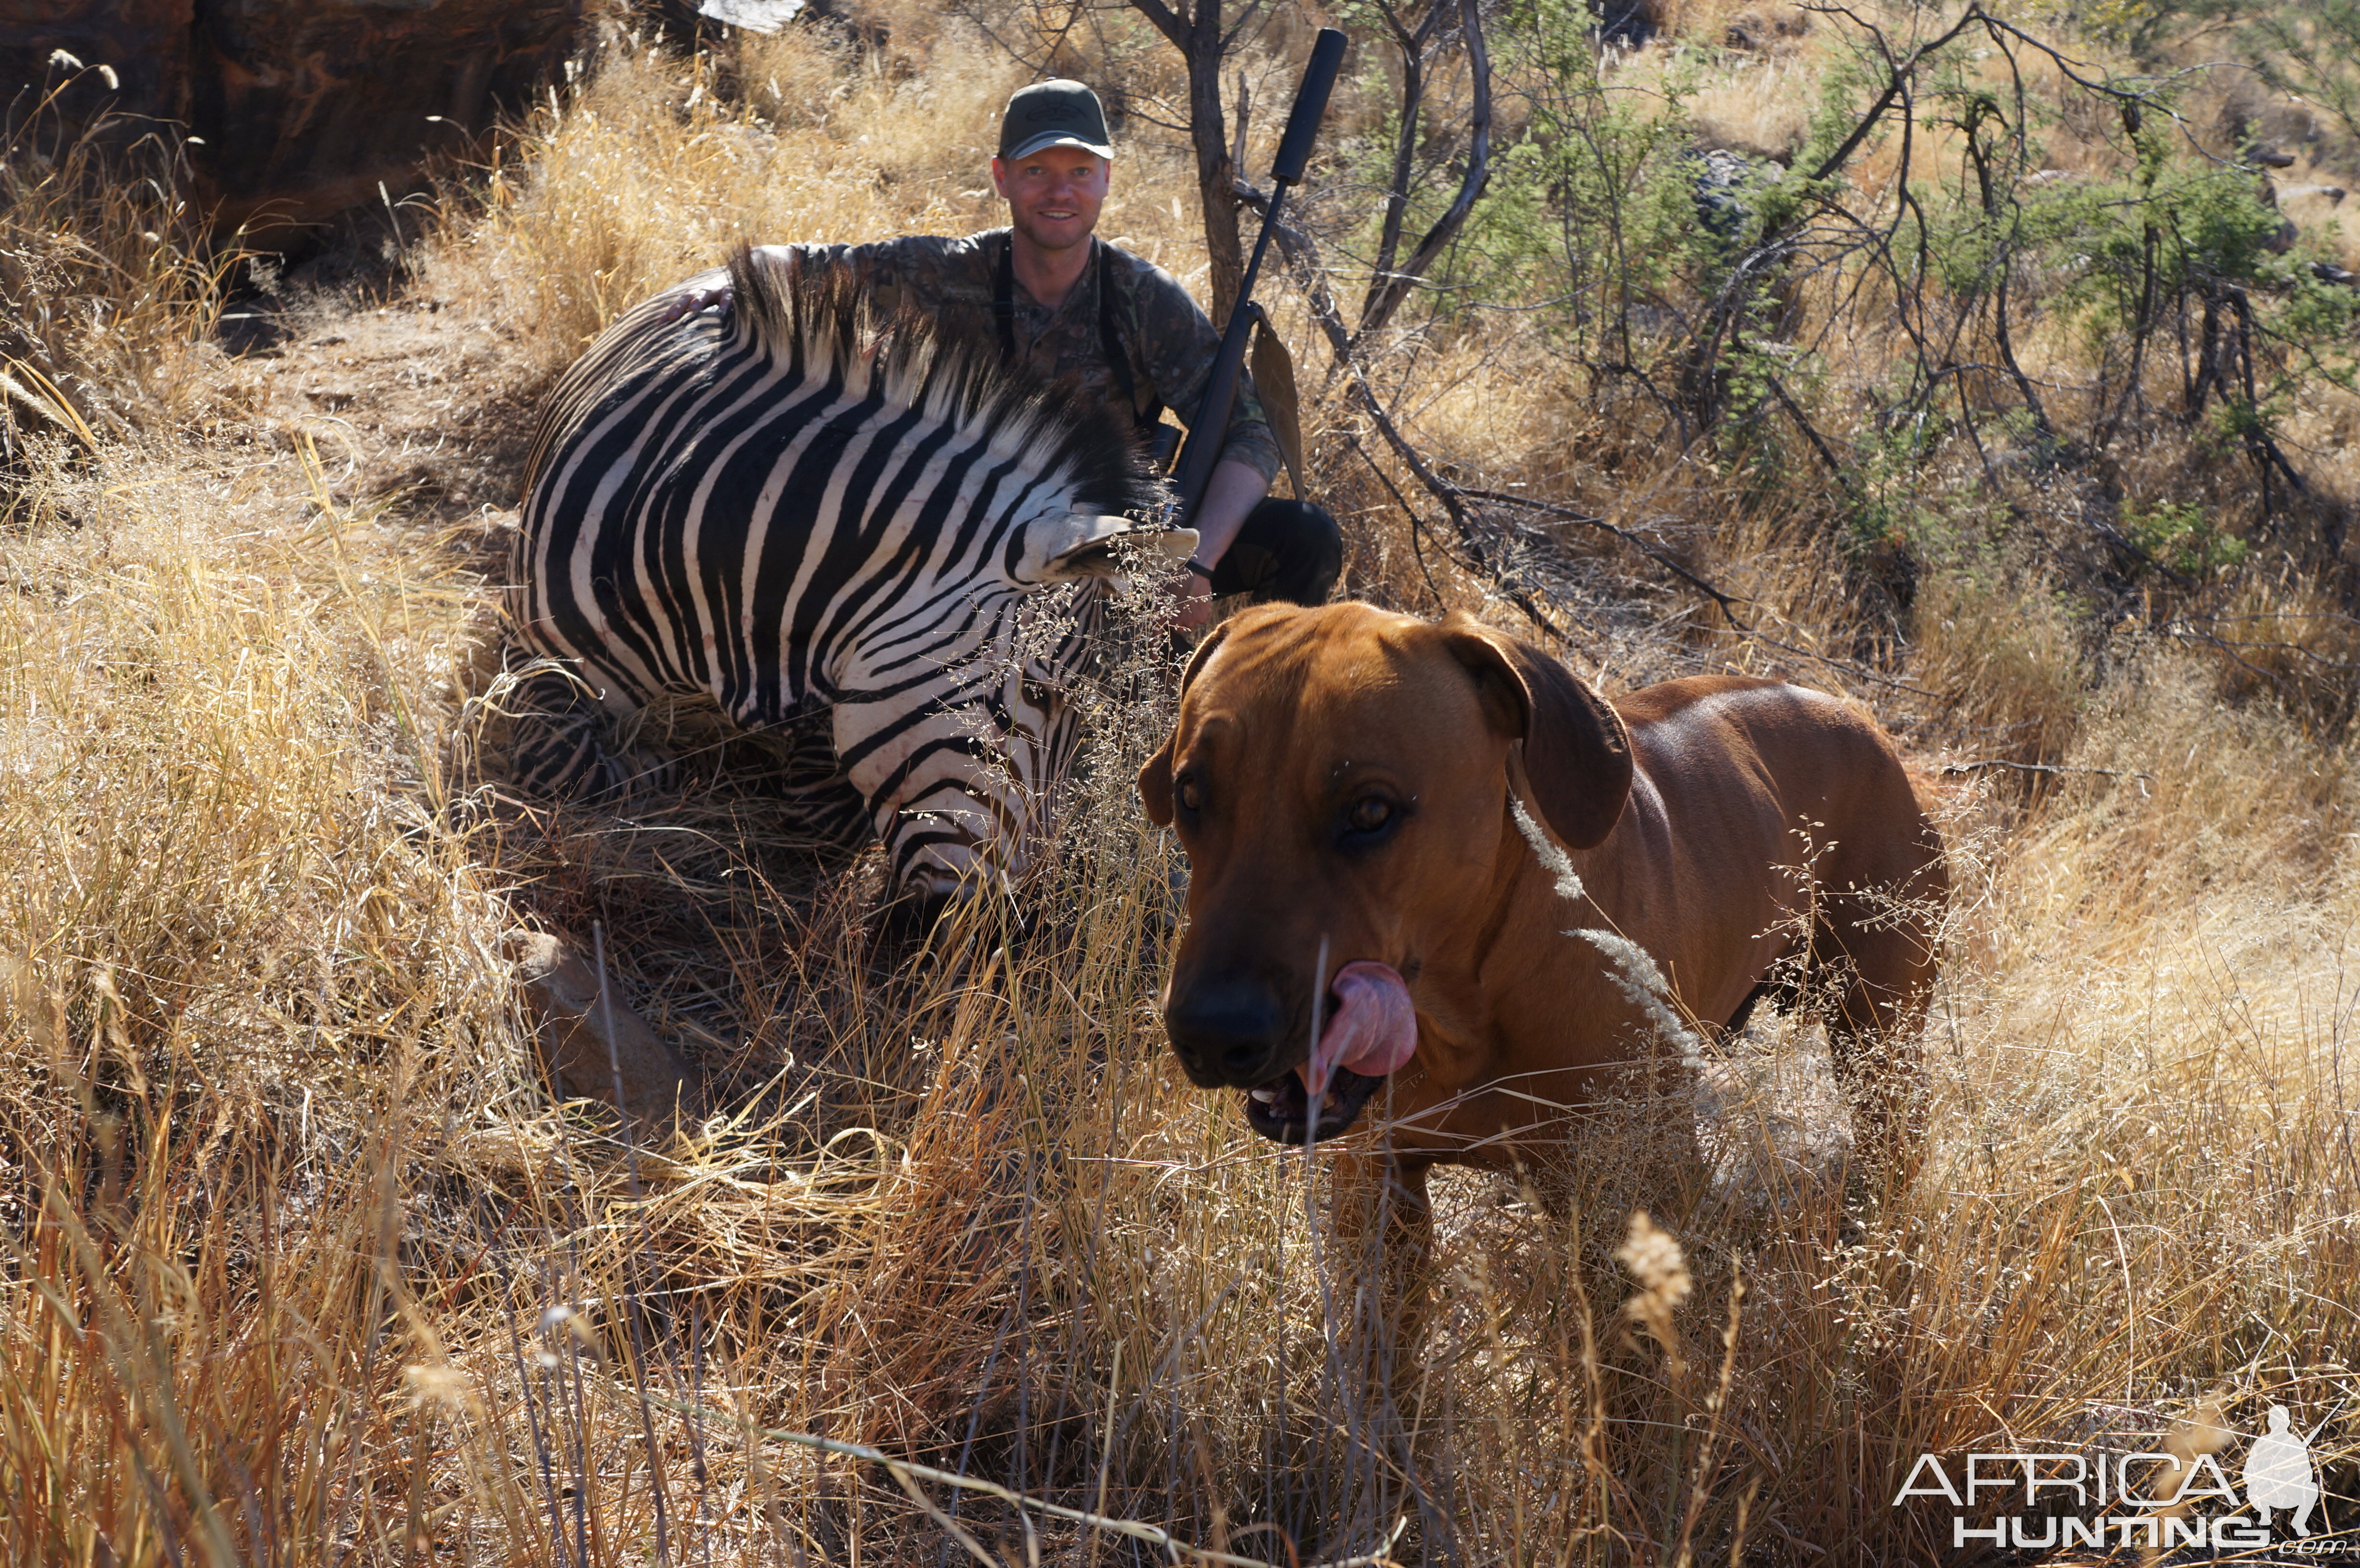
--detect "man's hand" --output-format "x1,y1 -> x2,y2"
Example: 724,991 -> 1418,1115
1169,458 -> 1269,628
1175,566 -> 1216,629
658,283 -> 731,324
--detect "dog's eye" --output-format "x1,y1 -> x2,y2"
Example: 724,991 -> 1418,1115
1177,776 -> 1204,814
1345,795 -> 1395,836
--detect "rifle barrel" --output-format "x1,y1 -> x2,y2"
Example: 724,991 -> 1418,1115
1174,27 -> 1346,528
1271,28 -> 1347,185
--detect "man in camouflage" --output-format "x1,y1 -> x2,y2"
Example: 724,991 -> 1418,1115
715,79 -> 1341,625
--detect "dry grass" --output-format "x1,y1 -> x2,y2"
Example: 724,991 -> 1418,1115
1,2 -> 2356,1564
0,75 -> 241,453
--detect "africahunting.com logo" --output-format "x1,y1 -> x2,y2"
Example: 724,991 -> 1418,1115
1894,1398 -> 2353,1555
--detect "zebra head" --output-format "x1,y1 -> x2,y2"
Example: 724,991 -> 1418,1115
739,256 -> 1192,909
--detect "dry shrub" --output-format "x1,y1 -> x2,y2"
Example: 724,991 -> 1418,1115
2023,641 -> 2353,908
1686,52 -> 1815,161
432,26 -> 1022,371
1911,561 -> 2091,772
731,22 -> 859,131
2172,572 -> 2360,730
1643,0 -> 1757,47
0,445 -> 527,1562
1,74 -> 238,451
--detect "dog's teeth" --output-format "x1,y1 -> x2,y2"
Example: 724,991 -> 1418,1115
1249,1087 -> 1278,1103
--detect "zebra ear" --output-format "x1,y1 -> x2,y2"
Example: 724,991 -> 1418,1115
1038,518 -> 1199,584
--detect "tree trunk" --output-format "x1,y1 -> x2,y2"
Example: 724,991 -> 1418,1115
1122,0 -> 1246,320
1184,0 -> 1244,324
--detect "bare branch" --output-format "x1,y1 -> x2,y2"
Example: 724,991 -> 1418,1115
1454,487 -> 1751,621
1126,0 -> 1190,52
1799,5 -> 1988,185
1354,0 -> 1493,344
1361,0 -> 1428,318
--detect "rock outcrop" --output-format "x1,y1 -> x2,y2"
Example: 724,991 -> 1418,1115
3,0 -> 585,241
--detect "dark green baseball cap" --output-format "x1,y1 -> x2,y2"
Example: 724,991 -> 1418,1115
998,79 -> 1115,162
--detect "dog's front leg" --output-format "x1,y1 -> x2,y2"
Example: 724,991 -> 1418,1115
1324,1149 -> 1437,1393
1321,1145 -> 1449,1530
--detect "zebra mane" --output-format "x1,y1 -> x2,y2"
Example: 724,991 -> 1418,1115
722,245 -> 1161,525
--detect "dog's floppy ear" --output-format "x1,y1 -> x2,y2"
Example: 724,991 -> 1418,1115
1138,618 -> 1236,827
1439,614 -> 1633,849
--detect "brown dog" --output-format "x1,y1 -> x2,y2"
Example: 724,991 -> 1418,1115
1138,602 -> 1945,1264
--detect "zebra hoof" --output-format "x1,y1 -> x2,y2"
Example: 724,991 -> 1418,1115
511,931 -> 710,1139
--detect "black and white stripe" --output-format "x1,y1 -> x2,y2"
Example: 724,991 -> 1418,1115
507,248 -> 1176,900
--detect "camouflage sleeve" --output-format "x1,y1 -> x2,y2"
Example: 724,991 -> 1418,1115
1127,260 -> 1283,486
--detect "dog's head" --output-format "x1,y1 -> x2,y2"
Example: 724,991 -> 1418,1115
1139,602 -> 1633,1143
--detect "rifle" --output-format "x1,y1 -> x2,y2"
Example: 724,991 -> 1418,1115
1171,26 -> 1347,528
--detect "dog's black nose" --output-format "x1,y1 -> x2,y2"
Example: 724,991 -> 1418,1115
1164,979 -> 1292,1088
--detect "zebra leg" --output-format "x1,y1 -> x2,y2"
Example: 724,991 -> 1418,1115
830,594 -> 1086,922
511,929 -> 707,1136
762,698 -> 874,849
832,693 -> 1031,918
504,663 -> 678,801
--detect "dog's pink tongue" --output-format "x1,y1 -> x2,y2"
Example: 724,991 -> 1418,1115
1300,962 -> 1418,1095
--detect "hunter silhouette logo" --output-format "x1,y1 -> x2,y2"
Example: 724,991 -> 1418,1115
1893,1397 -> 2349,1553
2247,1403 -> 2324,1536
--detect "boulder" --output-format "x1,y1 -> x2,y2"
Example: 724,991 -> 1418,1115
2,0 -> 586,242
1,0 -> 193,148
188,0 -> 584,239
1723,7 -> 1809,51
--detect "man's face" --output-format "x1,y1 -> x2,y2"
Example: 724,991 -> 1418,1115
991,147 -> 1110,255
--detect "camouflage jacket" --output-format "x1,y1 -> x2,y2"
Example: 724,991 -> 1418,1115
758,229 -> 1282,485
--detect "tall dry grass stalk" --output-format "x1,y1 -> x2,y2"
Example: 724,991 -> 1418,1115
1,65 -> 244,454
1,2 -> 2355,1564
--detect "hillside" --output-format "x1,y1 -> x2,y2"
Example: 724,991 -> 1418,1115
2,0 -> 2356,1562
